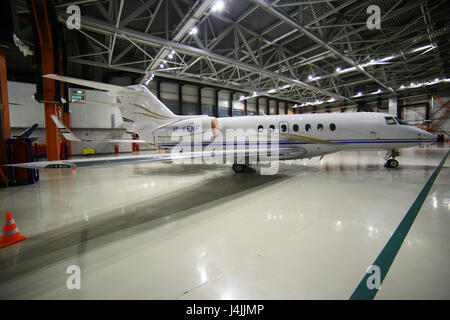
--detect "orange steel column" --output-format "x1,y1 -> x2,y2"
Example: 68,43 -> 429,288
59,40 -> 71,157
0,48 -> 10,187
31,0 -> 60,160
0,48 -> 11,139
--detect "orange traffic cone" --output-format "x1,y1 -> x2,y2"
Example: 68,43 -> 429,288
158,146 -> 162,153
0,212 -> 27,248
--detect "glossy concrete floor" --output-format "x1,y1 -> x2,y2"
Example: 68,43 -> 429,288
0,144 -> 448,299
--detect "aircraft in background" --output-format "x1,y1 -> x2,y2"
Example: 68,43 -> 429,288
9,74 -> 436,173
15,123 -> 39,138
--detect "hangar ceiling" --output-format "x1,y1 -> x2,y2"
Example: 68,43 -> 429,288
10,0 -> 450,108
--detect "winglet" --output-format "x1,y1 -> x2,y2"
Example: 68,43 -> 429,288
50,115 -> 81,142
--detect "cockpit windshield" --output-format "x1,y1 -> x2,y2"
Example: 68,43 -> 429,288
385,117 -> 397,125
395,117 -> 409,125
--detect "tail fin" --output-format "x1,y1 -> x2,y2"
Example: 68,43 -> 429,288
43,74 -> 179,141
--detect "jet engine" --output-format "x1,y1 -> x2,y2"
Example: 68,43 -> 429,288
153,116 -> 219,145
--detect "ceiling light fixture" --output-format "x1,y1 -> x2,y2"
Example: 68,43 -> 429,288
189,26 -> 198,35
211,0 -> 224,12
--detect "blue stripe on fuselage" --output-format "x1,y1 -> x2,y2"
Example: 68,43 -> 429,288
158,138 -> 435,147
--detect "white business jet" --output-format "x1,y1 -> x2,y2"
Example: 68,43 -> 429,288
10,74 -> 436,173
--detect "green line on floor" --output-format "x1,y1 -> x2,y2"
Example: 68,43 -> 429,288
350,149 -> 450,300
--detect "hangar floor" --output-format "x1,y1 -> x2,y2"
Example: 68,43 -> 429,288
0,144 -> 448,299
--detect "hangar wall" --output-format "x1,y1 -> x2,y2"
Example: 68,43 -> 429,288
401,95 -> 450,133
8,81 -> 136,154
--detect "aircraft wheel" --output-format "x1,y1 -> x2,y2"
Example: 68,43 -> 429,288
232,163 -> 246,173
385,159 -> 399,168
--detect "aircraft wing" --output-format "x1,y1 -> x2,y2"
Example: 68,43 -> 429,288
7,147 -> 305,170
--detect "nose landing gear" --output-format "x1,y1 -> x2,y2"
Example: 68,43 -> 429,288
384,149 -> 399,168
232,163 -> 248,173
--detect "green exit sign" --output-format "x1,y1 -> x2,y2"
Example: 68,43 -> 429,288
70,89 -> 86,103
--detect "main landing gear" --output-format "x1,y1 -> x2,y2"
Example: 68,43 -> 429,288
384,149 -> 399,168
232,163 -> 248,173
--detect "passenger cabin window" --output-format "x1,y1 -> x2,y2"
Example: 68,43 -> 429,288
395,117 -> 409,125
385,117 -> 397,125
293,124 -> 299,132
258,125 -> 264,132
269,125 -> 275,132
330,123 -> 336,131
281,124 -> 287,133
317,124 -> 324,132
305,124 -> 311,132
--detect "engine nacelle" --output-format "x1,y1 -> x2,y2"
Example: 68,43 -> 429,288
154,116 -> 219,145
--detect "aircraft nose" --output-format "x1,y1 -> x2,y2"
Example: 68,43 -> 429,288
417,129 -> 436,142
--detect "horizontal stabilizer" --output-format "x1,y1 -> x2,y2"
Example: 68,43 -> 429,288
43,74 -> 132,93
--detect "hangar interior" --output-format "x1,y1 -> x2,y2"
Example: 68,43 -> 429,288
0,0 -> 449,299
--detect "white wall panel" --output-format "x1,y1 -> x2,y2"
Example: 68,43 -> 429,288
182,85 -> 197,103
218,91 -> 229,108
279,101 -> 286,114
247,98 -> 256,113
259,98 -> 268,114
232,94 -> 244,110
8,81 -> 45,127
201,88 -> 214,106
70,89 -> 122,129
160,83 -> 178,100
269,99 -> 277,114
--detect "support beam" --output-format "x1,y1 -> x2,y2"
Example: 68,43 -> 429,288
426,95 -> 431,122
229,92 -> 233,117
178,83 -> 183,115
58,32 -> 72,157
95,1 -> 112,23
120,0 -> 157,27
251,0 -> 395,94
0,48 -> 10,187
0,48 -> 11,139
145,0 -> 215,73
214,89 -> 219,118
388,96 -> 398,116
197,86 -> 202,115
156,80 -> 161,99
236,27 -> 259,66
256,97 -> 260,115
57,13 -> 349,101
32,0 -> 60,161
